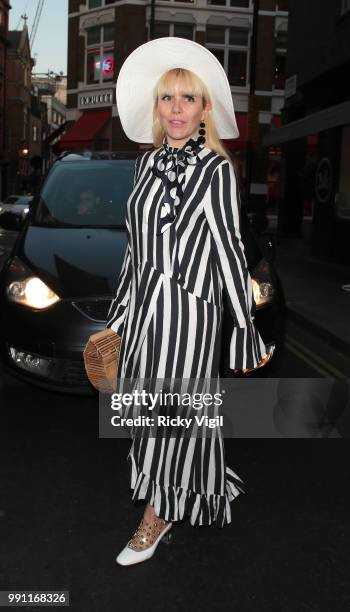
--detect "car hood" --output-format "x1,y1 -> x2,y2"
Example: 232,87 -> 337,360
18,226 -> 128,299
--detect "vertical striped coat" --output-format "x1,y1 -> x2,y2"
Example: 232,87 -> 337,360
106,144 -> 267,527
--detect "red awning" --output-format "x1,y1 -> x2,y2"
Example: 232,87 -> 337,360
222,112 -> 248,151
57,110 -> 111,151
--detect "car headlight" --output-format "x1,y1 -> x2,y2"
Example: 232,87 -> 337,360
251,259 -> 275,308
5,257 -> 60,309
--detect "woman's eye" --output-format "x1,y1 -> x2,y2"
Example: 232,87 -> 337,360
161,94 -> 195,101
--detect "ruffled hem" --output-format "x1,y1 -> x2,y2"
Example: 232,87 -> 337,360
126,452 -> 247,528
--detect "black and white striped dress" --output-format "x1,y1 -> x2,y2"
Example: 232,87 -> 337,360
106,143 -> 267,527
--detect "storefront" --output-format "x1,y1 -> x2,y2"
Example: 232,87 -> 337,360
57,88 -> 113,153
263,100 -> 350,265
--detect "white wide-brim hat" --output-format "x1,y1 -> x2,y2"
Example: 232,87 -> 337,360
116,37 -> 239,143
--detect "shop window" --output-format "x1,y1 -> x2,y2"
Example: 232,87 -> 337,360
87,50 -> 114,83
86,24 -> 114,84
206,25 -> 249,87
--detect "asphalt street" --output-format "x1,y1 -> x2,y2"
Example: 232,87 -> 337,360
1,226 -> 350,611
1,327 -> 350,612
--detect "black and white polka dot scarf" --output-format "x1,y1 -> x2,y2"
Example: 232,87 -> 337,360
151,134 -> 204,235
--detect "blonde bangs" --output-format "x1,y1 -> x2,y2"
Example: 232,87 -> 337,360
154,68 -> 206,102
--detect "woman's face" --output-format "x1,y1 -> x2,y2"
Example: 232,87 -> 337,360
157,79 -> 210,148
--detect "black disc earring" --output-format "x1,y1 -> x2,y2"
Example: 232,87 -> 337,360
197,120 -> 206,145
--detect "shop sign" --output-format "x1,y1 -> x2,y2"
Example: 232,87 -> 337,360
78,90 -> 113,109
315,157 -> 333,204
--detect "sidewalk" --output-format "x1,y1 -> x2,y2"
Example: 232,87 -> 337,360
271,231 -> 350,355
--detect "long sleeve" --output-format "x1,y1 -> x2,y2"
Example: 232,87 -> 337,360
105,238 -> 132,336
105,155 -> 142,336
203,159 -> 268,370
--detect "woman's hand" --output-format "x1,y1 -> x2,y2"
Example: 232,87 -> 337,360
234,351 -> 272,375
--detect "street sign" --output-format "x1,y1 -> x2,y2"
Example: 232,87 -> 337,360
285,74 -> 297,99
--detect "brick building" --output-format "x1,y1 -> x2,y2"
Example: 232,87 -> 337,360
63,0 -> 288,201
0,0 -> 10,198
32,74 -> 67,168
264,0 -> 350,264
5,25 -> 34,194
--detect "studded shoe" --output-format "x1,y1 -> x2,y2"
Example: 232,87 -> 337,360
116,515 -> 173,566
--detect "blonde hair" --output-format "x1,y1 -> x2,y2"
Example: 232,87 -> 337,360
152,68 -> 233,162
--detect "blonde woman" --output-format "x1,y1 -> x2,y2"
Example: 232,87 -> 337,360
106,37 -> 269,566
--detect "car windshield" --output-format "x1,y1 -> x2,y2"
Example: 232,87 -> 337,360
32,160 -> 135,228
15,196 -> 32,205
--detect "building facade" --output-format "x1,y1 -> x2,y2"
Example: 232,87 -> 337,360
64,0 -> 288,201
32,74 -> 67,167
264,0 -> 350,264
5,26 -> 35,195
0,0 -> 10,198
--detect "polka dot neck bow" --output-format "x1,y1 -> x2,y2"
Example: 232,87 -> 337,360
151,135 -> 205,235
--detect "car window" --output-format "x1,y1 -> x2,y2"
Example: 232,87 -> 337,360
4,196 -> 19,204
33,160 -> 135,228
16,196 -> 32,205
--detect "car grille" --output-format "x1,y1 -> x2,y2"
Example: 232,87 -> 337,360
72,298 -> 111,322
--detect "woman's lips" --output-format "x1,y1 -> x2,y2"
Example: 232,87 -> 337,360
169,121 -> 186,126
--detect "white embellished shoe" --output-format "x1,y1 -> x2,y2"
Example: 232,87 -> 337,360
116,515 -> 173,566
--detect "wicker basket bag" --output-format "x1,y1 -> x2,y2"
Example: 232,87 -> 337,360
83,328 -> 121,393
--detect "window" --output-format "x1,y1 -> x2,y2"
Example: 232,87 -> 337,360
87,23 -> 114,45
33,161 -> 135,229
86,24 -> 115,84
341,0 -> 350,14
208,0 -> 250,7
88,0 -> 117,8
274,29 -> 287,89
206,26 -> 249,87
153,22 -> 194,40
32,125 -> 38,142
274,55 -> 286,89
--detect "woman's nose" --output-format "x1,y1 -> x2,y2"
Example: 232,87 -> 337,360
171,97 -> 183,113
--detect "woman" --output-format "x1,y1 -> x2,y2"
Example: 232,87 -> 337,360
106,37 -> 269,566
